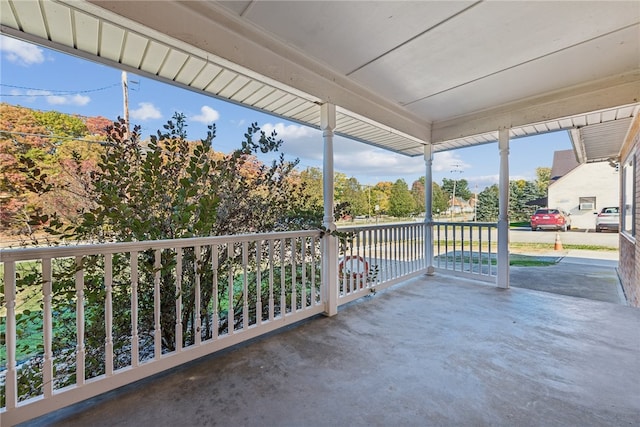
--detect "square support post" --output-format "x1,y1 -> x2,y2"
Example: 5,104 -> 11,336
424,143 -> 435,275
497,128 -> 510,288
321,103 -> 338,316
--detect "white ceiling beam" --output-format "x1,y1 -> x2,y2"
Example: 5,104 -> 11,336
431,71 -> 640,143
86,0 -> 431,142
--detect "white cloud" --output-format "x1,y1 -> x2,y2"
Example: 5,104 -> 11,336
261,122 -> 323,160
335,145 -> 425,179
18,89 -> 90,106
255,122 -> 479,185
433,151 -> 470,173
191,105 -> 220,124
0,35 -> 45,66
231,119 -> 246,128
130,102 -> 162,120
46,93 -> 90,106
262,122 -> 318,140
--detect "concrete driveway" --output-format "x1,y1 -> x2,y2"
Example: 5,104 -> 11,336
510,249 -> 624,305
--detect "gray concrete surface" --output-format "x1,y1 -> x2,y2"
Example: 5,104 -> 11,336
24,274 -> 640,427
510,228 -> 619,248
510,249 -> 625,304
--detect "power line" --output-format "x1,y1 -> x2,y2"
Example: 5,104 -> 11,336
0,130 -> 111,145
0,83 -> 120,96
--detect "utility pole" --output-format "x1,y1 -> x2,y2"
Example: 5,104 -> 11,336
450,164 -> 463,220
474,184 -> 478,221
122,71 -> 129,139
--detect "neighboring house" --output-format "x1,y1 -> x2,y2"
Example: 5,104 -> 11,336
446,196 -> 473,215
547,149 -> 619,230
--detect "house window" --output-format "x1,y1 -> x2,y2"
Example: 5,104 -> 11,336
579,196 -> 596,210
622,155 -> 635,236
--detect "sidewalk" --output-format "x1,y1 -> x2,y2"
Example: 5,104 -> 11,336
509,249 -> 625,305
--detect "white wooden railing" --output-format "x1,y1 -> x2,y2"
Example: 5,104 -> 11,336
337,222 -> 428,304
0,230 -> 323,426
433,221 -> 498,281
0,221 -> 497,425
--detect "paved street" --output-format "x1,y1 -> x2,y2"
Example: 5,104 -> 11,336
510,227 -> 618,248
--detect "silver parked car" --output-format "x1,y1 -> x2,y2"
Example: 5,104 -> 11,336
594,207 -> 619,232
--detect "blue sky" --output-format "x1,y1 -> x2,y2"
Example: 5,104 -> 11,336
0,34 -> 572,190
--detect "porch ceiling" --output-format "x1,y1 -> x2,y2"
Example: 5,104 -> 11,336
1,0 -> 639,156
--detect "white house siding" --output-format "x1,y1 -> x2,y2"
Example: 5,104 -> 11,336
547,162 -> 619,230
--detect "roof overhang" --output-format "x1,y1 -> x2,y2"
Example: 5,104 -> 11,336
569,106 -> 639,164
1,0 -> 639,157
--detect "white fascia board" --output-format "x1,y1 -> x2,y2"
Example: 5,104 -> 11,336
569,128 -> 587,164
431,71 -> 640,143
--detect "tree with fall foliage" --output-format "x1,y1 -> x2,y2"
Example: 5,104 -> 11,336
0,104 -> 108,236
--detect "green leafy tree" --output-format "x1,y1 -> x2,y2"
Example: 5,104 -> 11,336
33,110 -> 88,138
510,179 -> 540,221
535,167 -> 551,196
297,167 -> 324,224
372,181 -> 392,214
432,182 -> 449,216
410,178 -> 449,216
442,177 -> 472,201
9,114 -> 315,403
411,177 -> 425,214
388,179 -> 415,217
476,184 -> 499,221
49,113 -> 306,241
341,177 -> 367,217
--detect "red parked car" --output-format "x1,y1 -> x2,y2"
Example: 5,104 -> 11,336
530,208 -> 571,231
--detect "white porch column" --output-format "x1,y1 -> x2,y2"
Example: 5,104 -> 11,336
424,144 -> 435,275
497,128 -> 510,288
321,103 -> 338,316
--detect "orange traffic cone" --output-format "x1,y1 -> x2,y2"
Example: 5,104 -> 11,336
554,232 -> 563,251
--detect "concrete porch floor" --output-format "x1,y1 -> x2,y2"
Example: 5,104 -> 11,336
25,274 -> 640,427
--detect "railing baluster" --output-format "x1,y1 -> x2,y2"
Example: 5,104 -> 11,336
387,226 -> 390,280
280,239 -> 286,317
175,249 -> 183,351
256,240 -> 263,324
131,252 -> 139,367
269,240 -> 275,320
227,244 -> 235,334
453,225 -> 458,271
291,238 -> 297,310
490,225 -> 493,275
373,228 -> 378,285
75,256 -> 86,385
153,249 -> 162,358
389,227 -> 395,280
194,245 -> 202,345
444,224 -> 449,270
437,223 -> 441,269
242,241 -> 249,329
480,225 -> 484,275
42,257 -> 53,397
4,260 -> 17,410
462,225 -> 466,272
311,236 -> 317,304
105,253 -> 114,376
212,244 -> 219,339
301,237 -> 307,308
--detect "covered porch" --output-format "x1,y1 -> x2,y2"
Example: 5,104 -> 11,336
26,272 -> 640,427
2,1 -> 640,425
